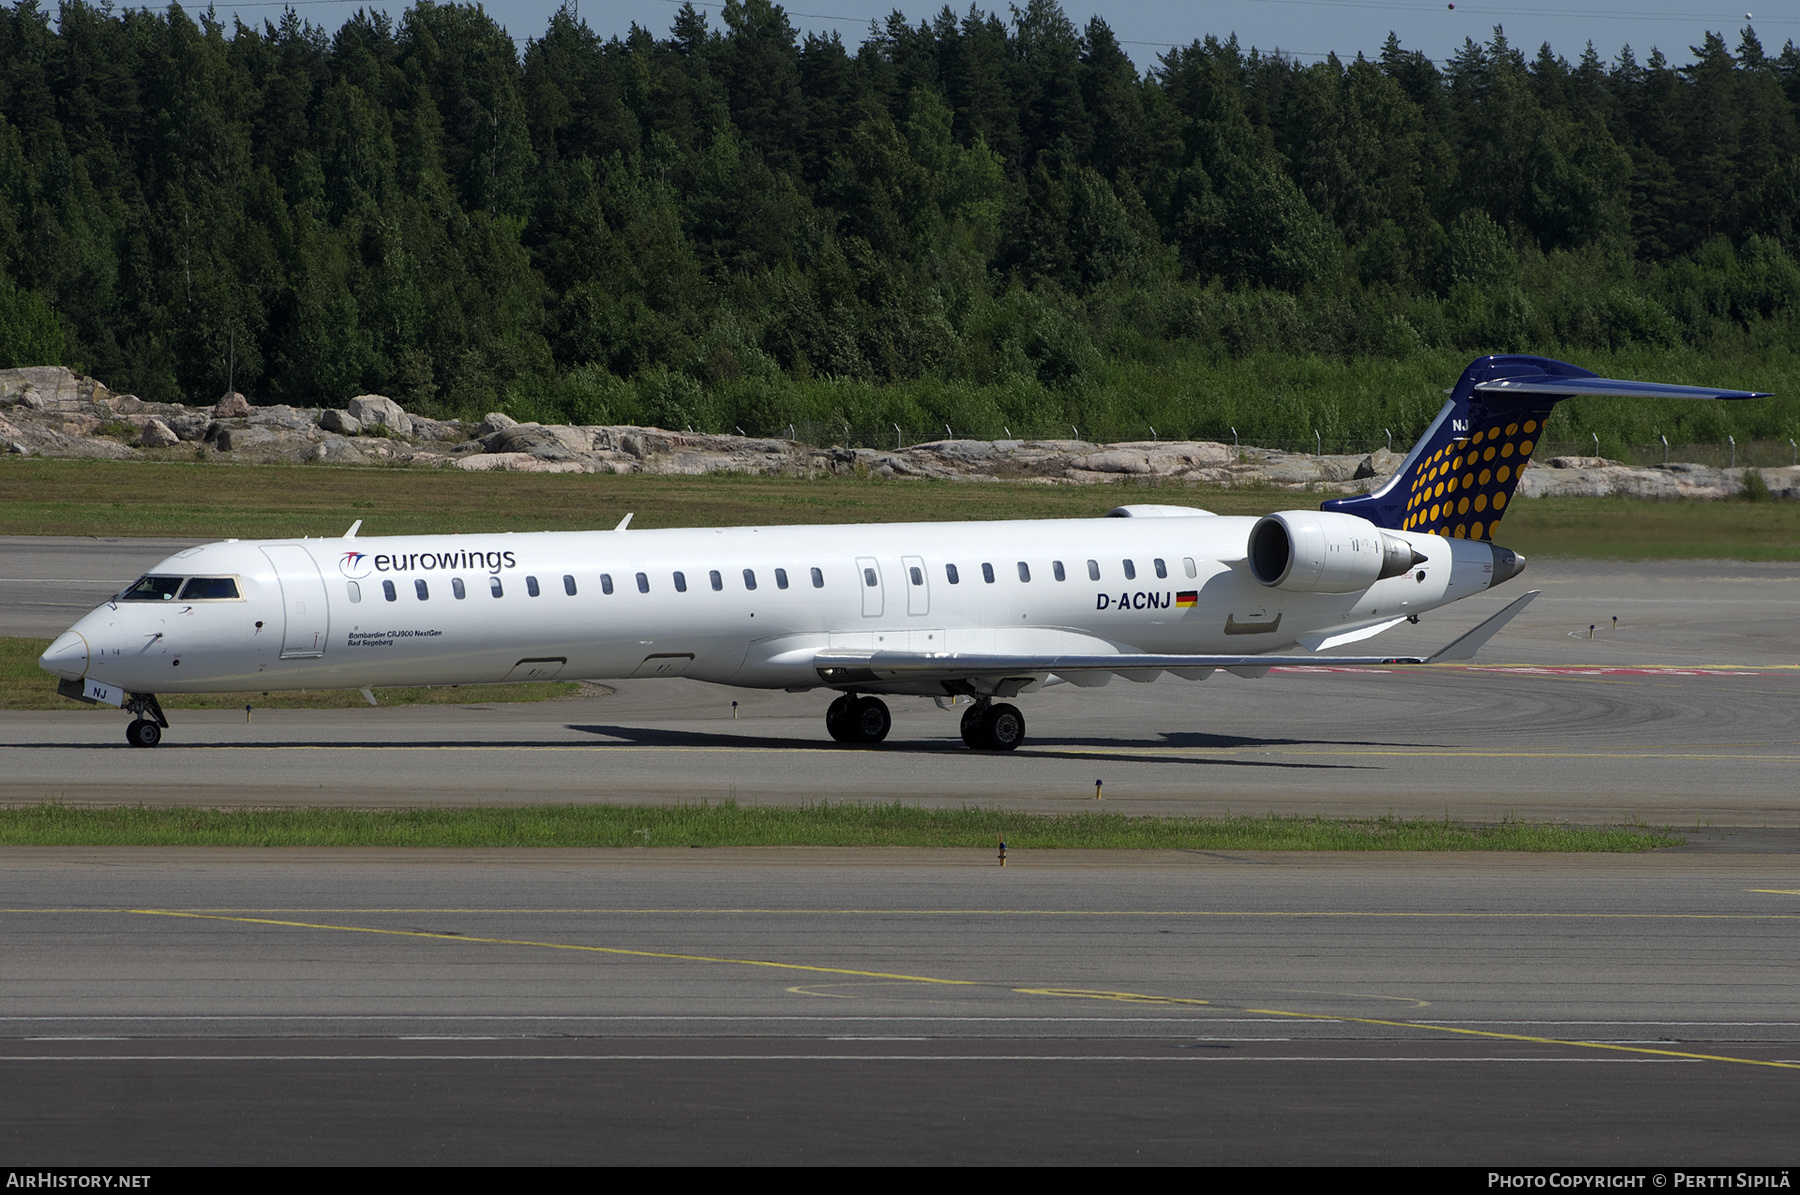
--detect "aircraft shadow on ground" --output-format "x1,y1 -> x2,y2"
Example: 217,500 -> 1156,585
561,723 -> 1369,771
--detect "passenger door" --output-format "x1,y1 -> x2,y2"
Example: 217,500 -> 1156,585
260,545 -> 329,659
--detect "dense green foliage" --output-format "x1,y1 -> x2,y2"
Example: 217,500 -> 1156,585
0,801 -> 1680,850
1,0 -> 1797,446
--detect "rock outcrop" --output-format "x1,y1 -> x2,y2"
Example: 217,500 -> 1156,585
1,364 -> 1795,502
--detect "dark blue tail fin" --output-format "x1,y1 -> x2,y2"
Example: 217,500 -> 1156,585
1321,355 -> 1767,541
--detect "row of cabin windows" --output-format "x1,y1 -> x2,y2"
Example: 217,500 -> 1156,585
345,565 -> 827,604
345,556 -> 1198,603
937,557 -> 1196,587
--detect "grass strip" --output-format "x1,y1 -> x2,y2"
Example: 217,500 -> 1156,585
4,458 -> 1797,558
0,802 -> 1681,851
0,637 -> 584,710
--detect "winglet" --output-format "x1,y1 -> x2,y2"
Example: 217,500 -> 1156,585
343,519 -> 362,539
1425,590 -> 1539,663
615,513 -> 633,531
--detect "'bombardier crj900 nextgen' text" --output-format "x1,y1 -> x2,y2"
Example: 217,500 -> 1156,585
39,356 -> 1768,749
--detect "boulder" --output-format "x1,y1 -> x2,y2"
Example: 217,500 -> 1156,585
346,394 -> 413,437
320,409 -> 363,435
212,391 -> 252,418
167,413 -> 212,441
137,418 -> 179,448
408,416 -> 464,443
473,412 -> 517,438
214,425 -> 274,452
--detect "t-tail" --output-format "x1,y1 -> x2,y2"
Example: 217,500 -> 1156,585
1321,354 -> 1769,540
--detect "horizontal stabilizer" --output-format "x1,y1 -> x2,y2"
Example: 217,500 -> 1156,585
812,592 -> 1539,685
1477,377 -> 1769,402
1423,589 -> 1539,662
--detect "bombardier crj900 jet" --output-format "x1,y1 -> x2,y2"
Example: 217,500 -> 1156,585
40,355 -> 1767,749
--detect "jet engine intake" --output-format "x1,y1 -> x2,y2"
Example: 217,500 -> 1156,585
1249,511 -> 1426,593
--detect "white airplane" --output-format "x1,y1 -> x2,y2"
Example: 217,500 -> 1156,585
38,354 -> 1764,749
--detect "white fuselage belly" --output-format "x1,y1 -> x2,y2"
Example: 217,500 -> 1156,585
53,517 -> 1495,696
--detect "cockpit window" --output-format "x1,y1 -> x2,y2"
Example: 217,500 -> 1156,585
178,577 -> 240,600
121,575 -> 183,601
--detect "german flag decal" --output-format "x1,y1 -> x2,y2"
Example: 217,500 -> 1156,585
1175,591 -> 1198,608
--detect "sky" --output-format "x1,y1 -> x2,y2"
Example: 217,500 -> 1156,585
133,0 -> 1800,70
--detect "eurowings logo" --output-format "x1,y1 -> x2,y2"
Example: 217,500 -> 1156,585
339,550 -> 373,579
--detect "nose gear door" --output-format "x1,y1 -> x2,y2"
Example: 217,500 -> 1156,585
260,545 -> 330,658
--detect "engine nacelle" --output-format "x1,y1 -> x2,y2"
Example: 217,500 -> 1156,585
1248,511 -> 1425,593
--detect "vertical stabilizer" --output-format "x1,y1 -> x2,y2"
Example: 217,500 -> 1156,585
1321,355 -> 1767,539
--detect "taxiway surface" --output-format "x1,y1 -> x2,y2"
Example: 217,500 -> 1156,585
2,539 -> 1796,1163
3,848 -> 1797,1164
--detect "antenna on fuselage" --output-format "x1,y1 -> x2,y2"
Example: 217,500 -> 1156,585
615,513 -> 633,531
343,520 -> 362,539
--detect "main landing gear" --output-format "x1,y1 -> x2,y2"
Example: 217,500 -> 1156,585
124,693 -> 168,748
825,693 -> 892,744
822,693 -> 1026,750
960,699 -> 1025,752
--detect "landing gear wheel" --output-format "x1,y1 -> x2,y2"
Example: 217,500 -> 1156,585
851,696 -> 891,744
126,719 -> 162,749
981,703 -> 1025,751
960,703 -> 985,749
825,694 -> 858,742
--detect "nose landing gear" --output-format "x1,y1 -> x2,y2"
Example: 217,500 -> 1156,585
825,693 -> 892,744
960,699 -> 1025,751
124,693 -> 168,748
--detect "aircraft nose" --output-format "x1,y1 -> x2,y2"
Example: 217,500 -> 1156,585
39,631 -> 89,680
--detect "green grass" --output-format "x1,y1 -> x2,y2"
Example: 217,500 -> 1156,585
0,636 -> 584,710
3,457 -> 1797,558
0,802 -> 1681,851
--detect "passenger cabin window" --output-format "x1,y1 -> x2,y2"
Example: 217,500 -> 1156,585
946,564 -> 960,585
1053,561 -> 1066,581
600,574 -> 614,595
347,581 -> 361,603
1154,558 -> 1168,579
526,576 -> 540,597
490,576 -> 503,598
1183,557 -> 1197,578
383,580 -> 397,602
178,577 -> 239,600
415,579 -> 429,601
564,575 -> 577,596
674,571 -> 688,593
981,563 -> 995,584
1122,559 -> 1137,580
743,569 -> 757,591
909,566 -> 924,586
710,570 -> 723,592
863,567 -> 878,588
121,575 -> 183,602
1087,560 -> 1100,581
811,567 -> 824,589
452,578 -> 466,600
1017,561 -> 1031,582
636,572 -> 649,594
775,568 -> 789,590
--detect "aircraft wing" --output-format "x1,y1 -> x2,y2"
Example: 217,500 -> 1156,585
814,592 -> 1539,685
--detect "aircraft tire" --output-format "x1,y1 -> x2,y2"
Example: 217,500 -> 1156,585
982,703 -> 1025,751
126,719 -> 162,749
824,694 -> 857,742
960,704 -> 985,749
852,696 -> 891,744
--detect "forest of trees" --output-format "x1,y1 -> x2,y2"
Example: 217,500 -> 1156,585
1,0 -> 1798,448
